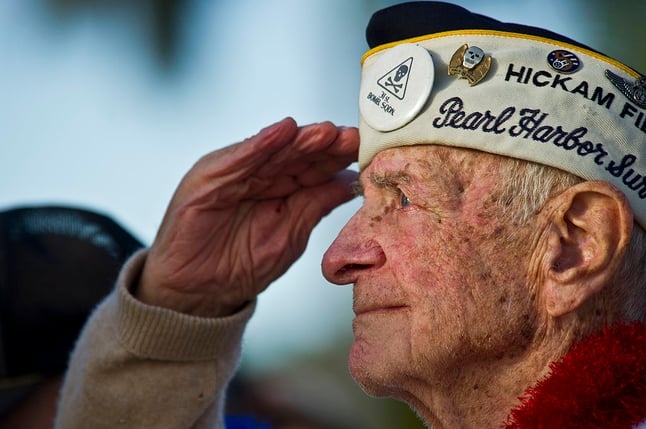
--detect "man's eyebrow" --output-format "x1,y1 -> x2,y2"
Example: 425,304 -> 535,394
369,171 -> 411,189
353,170 -> 412,197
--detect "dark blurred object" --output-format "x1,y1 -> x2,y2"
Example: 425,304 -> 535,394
45,0 -> 193,70
0,205 -> 143,417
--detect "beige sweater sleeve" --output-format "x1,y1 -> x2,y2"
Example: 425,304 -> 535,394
54,250 -> 256,429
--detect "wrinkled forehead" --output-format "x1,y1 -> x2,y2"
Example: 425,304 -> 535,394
359,144 -> 438,175
356,144 -> 511,219
357,143 -> 488,189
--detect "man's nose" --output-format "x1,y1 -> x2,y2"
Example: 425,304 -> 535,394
321,214 -> 386,285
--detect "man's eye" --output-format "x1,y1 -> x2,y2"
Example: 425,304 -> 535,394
400,192 -> 411,208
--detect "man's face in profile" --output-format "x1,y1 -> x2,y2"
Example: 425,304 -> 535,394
323,145 -> 543,397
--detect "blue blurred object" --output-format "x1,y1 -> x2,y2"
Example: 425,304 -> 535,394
225,415 -> 272,429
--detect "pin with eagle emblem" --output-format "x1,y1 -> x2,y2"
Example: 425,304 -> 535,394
448,44 -> 491,86
605,69 -> 646,109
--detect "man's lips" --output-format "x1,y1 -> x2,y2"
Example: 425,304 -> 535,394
353,305 -> 408,316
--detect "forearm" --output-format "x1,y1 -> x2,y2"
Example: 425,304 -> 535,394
55,250 -> 255,429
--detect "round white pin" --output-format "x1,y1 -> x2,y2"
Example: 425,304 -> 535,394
359,43 -> 435,132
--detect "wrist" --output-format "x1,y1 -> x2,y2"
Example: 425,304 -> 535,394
134,266 -> 244,318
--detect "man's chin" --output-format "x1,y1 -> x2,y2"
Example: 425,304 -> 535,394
348,341 -> 398,398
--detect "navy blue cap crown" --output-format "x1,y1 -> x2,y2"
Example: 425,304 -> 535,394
366,1 -> 595,52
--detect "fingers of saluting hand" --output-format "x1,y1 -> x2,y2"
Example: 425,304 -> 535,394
255,119 -> 357,178
190,117 -> 359,203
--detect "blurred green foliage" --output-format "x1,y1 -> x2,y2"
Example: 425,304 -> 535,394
581,0 -> 646,73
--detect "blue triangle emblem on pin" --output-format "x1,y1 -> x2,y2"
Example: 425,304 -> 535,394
377,57 -> 413,100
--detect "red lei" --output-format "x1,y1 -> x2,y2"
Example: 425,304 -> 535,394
504,322 -> 646,429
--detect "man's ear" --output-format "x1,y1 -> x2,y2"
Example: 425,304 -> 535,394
541,181 -> 633,318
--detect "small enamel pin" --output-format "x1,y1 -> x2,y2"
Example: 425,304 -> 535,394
448,44 -> 492,86
605,69 -> 646,108
547,49 -> 582,74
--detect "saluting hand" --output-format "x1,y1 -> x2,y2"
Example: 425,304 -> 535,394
137,118 -> 359,317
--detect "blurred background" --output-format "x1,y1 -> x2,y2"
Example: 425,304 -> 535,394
1,0 -> 644,427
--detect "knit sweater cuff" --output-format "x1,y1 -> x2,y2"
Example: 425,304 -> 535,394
115,249 -> 256,361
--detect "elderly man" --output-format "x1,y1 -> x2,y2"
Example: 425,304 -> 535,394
55,2 -> 646,428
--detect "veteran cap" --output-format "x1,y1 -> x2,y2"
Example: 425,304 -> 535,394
359,1 -> 646,227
